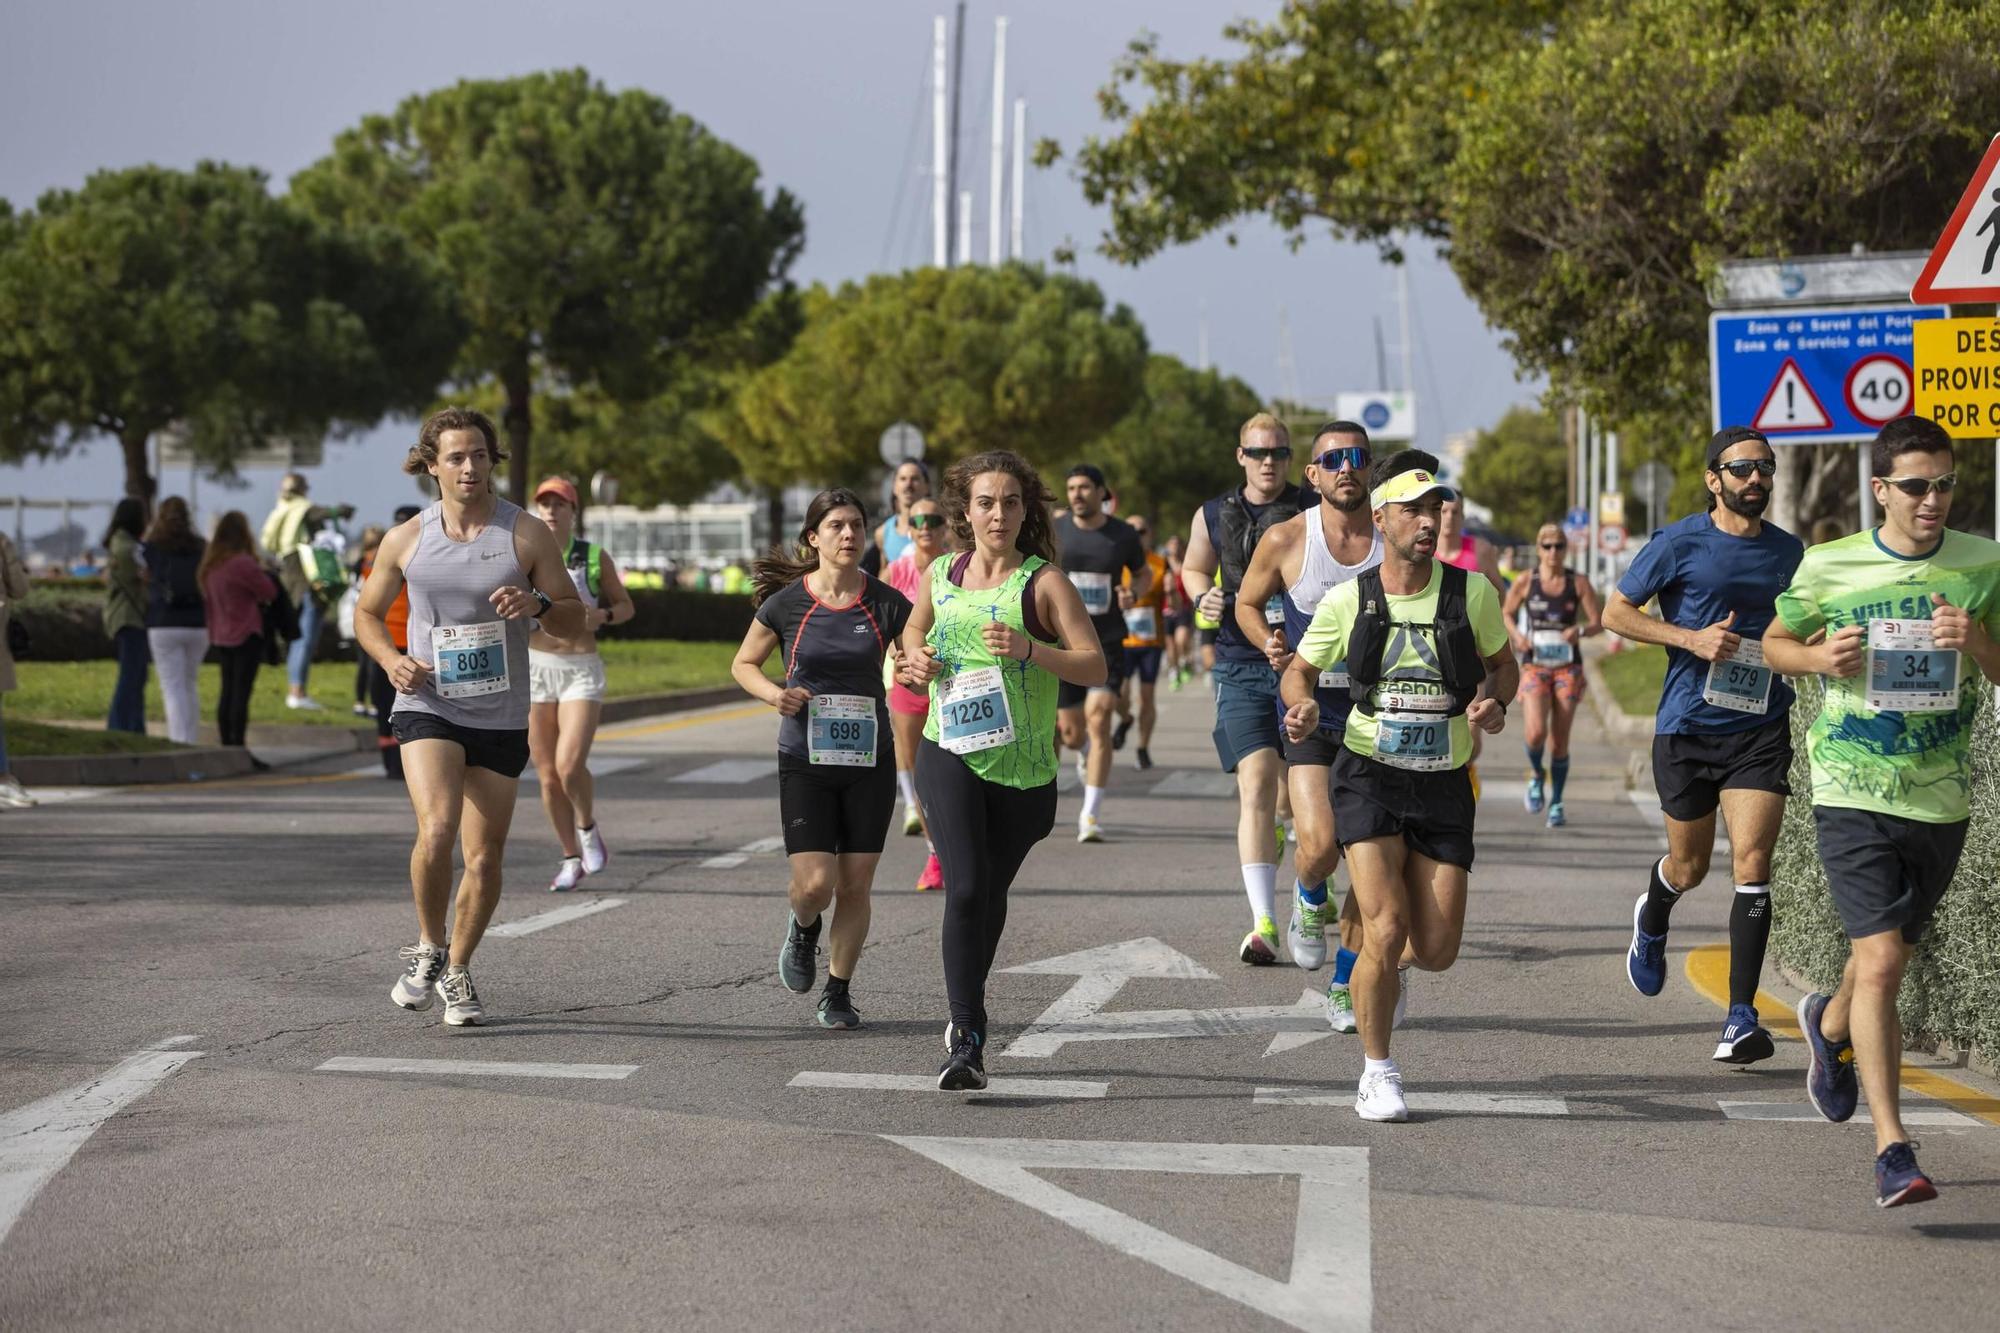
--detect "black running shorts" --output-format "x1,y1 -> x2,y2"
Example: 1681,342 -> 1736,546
391,711 -> 530,778
778,751 -> 897,856
1813,805 -> 1968,944
1651,713 -> 1792,822
1331,747 -> 1477,870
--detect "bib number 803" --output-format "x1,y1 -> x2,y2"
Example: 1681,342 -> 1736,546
452,649 -> 491,675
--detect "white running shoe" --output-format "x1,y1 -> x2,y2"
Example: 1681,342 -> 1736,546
1355,1065 -> 1409,1122
285,695 -> 325,711
1325,980 -> 1357,1033
1393,966 -> 1410,1030
902,803 -> 924,836
1077,815 -> 1105,844
1287,900 -> 1328,970
550,857 -> 585,893
438,965 -> 484,1026
577,824 -> 608,874
391,942 -> 447,1011
0,775 -> 37,808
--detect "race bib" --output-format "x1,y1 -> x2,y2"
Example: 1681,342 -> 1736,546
1866,619 -> 1960,714
1530,629 -> 1571,667
808,693 -> 876,767
1702,638 -> 1774,715
1123,606 -> 1158,640
433,621 -> 509,700
1263,594 -> 1287,626
1317,660 -> 1350,691
1072,572 -> 1113,616
937,665 -> 1016,755
1374,709 -> 1453,771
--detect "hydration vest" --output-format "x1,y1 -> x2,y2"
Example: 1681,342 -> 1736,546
1345,564 -> 1487,717
1216,487 -> 1301,593
565,538 -> 603,604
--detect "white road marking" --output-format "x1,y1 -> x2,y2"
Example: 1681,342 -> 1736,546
316,1057 -> 638,1080
887,1137 -> 1370,1333
1000,989 -> 1331,1059
1717,1100 -> 1980,1128
0,1037 -> 205,1245
1148,771 -> 1239,799
670,758 -> 779,785
1255,1087 -> 1571,1117
699,834 -> 787,869
789,1072 -> 1108,1099
1000,938 -> 1219,1056
11,786 -> 110,804
486,897 -> 628,938
1624,788 -> 1731,854
522,756 -> 648,785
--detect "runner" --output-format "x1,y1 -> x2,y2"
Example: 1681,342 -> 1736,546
355,408 -> 585,1027
1503,523 -> 1602,829
874,459 -> 931,567
366,505 -> 423,779
1053,464 -> 1150,842
1161,532 -> 1195,688
883,496 -> 950,890
1235,422 -> 1381,1033
732,488 -> 911,1030
1283,448 -> 1515,1121
1181,413 -> 1305,962
529,477 -> 635,893
900,450 -> 1105,1090
1112,514 -> 1167,770
1764,416 -> 2000,1207
1604,426 -> 1802,1065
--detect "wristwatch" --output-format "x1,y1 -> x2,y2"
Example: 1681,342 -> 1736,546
532,589 -> 552,616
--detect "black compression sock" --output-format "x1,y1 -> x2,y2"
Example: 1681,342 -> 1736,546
1728,884 -> 1772,1008
796,911 -> 823,939
1638,857 -> 1682,936
823,974 -> 849,997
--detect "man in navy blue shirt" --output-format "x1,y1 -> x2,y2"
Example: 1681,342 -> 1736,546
1602,426 -> 1805,1064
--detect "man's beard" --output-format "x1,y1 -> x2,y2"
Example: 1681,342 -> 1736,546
1326,488 -> 1367,513
1720,483 -> 1769,518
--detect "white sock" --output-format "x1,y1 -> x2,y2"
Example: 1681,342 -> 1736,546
925,837 -> 935,856
896,770 -> 917,808
1364,1056 -> 1398,1076
1241,862 -> 1277,922
1082,785 -> 1105,820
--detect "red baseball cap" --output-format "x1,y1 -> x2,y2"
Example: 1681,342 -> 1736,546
533,477 -> 579,507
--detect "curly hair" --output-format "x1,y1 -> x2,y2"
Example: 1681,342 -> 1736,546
941,450 -> 1058,565
405,407 -> 506,477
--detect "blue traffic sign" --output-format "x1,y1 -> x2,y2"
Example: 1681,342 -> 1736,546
1710,303 -> 1947,444
1564,507 -> 1589,531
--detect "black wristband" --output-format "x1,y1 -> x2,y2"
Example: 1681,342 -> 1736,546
533,589 -> 552,616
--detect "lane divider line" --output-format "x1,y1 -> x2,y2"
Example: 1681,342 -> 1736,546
316,1057 -> 637,1080
700,835 -> 787,869
790,1071 -> 1108,1099
486,898 -> 628,939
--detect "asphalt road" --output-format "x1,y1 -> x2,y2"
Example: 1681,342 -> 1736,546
4,680 -> 1999,1332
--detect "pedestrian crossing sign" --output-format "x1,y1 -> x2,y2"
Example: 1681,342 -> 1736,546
1910,132 -> 2000,304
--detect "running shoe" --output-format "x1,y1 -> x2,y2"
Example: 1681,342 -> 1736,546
351,701 -> 373,717
1325,980 -> 1357,1033
1112,717 -> 1133,750
1625,892 -> 1668,997
1712,1002 -> 1776,1065
817,990 -> 862,1030
1524,775 -> 1544,814
1545,801 -> 1566,829
578,824 -> 608,874
903,802 -> 924,836
390,942 -> 447,1011
1239,915 -> 1281,965
1135,746 -> 1154,771
1288,898 -> 1328,971
1875,1141 -> 1938,1208
1355,1066 -> 1408,1122
780,912 -> 822,993
916,852 -> 944,892
1077,814 -> 1105,844
938,1022 -> 987,1091
437,965 -> 484,1026
549,856 -> 585,893
1798,991 -> 1859,1123
0,775 -> 37,808
285,695 -> 325,712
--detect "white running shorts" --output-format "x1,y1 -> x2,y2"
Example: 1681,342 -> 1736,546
529,649 -> 607,705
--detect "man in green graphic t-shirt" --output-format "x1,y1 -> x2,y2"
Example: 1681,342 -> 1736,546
1765,415 -> 2000,1209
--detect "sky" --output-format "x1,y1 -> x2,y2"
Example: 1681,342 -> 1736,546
0,0 -> 1539,548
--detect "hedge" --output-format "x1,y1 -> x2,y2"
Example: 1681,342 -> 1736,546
8,581 -> 756,661
1770,677 -> 2000,1068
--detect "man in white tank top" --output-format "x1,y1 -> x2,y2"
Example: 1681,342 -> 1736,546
354,408 -> 585,1027
1234,423 -> 1382,1027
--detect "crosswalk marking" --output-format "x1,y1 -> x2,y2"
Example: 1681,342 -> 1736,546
316,1057 -> 638,1080
700,835 -> 787,869
486,897 -> 627,938
1717,1100 -> 1980,1129
670,758 -> 779,785
789,1071 -> 1108,1099
1255,1087 -> 1570,1117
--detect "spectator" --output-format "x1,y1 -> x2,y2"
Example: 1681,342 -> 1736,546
260,472 -> 352,711
369,505 -> 422,779
347,524 -> 386,716
102,498 -> 150,734
0,528 -> 32,808
143,496 -> 209,746
198,510 -> 277,764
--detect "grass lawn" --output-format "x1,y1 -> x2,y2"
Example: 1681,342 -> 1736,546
6,718 -> 186,758
8,639 -> 758,732
1598,644 -> 1667,717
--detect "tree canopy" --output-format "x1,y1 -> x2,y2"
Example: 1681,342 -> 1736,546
1086,354 -> 1263,535
290,68 -> 803,503
1458,406 -> 1568,542
0,162 -> 459,501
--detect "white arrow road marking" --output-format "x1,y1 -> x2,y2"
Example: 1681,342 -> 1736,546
0,1036 -> 204,1246
789,1072 -> 1108,1099
699,835 -> 788,869
1000,990 -> 1332,1059
1718,1101 -> 1979,1129
887,1137 -> 1370,1333
486,897 -> 627,938
316,1057 -> 638,1080
1257,1087 -> 1570,1116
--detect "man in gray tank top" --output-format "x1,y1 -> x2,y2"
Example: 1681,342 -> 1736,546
354,408 -> 585,1026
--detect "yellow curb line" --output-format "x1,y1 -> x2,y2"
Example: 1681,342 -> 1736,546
1684,944 -> 2000,1128
598,703 -> 767,740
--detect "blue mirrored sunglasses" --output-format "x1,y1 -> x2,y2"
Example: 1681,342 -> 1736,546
1314,445 -> 1370,472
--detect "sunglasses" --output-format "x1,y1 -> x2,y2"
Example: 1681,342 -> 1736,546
1313,445 -> 1371,472
1714,459 -> 1776,479
908,513 -> 947,530
1241,446 -> 1292,463
1879,473 -> 1957,498
1540,541 -> 1566,550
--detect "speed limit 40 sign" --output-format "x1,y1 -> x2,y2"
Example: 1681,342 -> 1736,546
1844,354 -> 1912,426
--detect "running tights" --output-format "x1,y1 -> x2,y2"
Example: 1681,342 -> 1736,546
916,738 -> 1057,1036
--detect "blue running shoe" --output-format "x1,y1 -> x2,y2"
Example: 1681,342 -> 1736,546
1625,893 -> 1667,996
1875,1141 -> 1938,1208
1797,992 -> 1858,1123
1546,801 -> 1566,829
1524,776 -> 1544,814
1712,1003 -> 1775,1065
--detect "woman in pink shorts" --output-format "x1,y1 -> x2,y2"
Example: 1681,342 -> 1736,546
883,497 -> 950,889
1505,522 -> 1602,828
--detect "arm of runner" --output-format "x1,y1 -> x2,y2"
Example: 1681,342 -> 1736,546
593,552 -> 635,630
1927,592 -> 2000,684
1468,646 -> 1520,734
1502,572 -> 1533,656
507,518 -> 585,638
1182,505 -> 1225,621
1601,590 -> 1740,661
1278,653 -> 1321,741
1233,524 -> 1292,668
355,519 -> 422,691
1118,527 -> 1152,609
1476,539 -> 1505,593
899,571 -> 941,686
1574,577 -> 1605,641
733,618 -> 810,715
1763,617 -> 1862,679
989,568 -> 1105,686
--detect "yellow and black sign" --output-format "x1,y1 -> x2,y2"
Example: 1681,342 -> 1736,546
1914,318 -> 2000,437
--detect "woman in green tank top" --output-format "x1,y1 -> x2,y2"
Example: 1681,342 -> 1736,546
900,450 -> 1108,1091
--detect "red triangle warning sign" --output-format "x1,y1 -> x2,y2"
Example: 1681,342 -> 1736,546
1752,359 -> 1832,433
1912,133 -> 2000,304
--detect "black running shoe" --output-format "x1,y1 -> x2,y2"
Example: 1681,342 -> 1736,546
938,1021 -> 988,1091
1111,718 -> 1132,751
817,989 -> 861,1030
780,912 -> 821,993
1135,746 -> 1153,770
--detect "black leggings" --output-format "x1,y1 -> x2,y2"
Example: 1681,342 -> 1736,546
915,738 -> 1057,1035
215,637 -> 263,747
368,659 -> 402,777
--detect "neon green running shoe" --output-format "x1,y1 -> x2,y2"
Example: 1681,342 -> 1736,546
1239,914 -> 1281,965
1288,898 -> 1328,970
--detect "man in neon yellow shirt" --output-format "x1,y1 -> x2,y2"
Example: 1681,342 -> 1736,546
1282,449 -> 1517,1122
1765,415 -> 2000,1208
